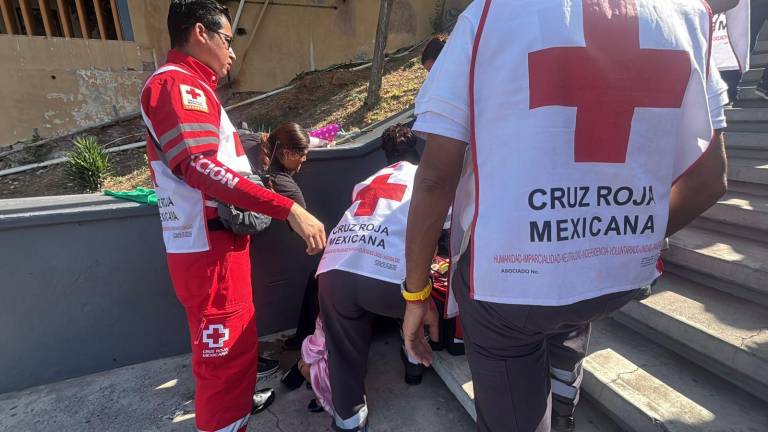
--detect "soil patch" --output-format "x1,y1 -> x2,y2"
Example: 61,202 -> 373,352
0,53 -> 426,200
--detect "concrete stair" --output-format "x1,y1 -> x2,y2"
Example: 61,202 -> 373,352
727,158 -> 768,185
584,320 -> 768,432
724,132 -> 768,159
695,191 -> 768,243
613,273 -> 768,402
664,226 -> 768,306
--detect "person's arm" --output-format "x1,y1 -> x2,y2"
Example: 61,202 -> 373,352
176,154 -> 326,254
402,134 -> 466,366
666,130 -> 727,237
707,0 -> 739,14
177,154 -> 294,219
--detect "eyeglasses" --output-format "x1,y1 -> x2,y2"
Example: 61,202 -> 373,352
209,29 -> 233,49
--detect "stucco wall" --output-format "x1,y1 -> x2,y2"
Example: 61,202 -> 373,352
0,0 -> 467,148
230,0 -> 440,91
0,36 -> 154,148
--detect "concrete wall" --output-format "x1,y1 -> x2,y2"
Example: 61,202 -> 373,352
0,35 -> 154,148
0,110 -> 416,394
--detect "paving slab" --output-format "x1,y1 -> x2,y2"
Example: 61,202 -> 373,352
614,273 -> 768,402
0,328 -> 475,432
584,319 -> 768,432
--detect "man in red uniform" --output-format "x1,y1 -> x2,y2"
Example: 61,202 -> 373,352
140,2 -> 326,431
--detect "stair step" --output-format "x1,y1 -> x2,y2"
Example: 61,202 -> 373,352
724,132 -> 768,159
664,226 -> 768,300
738,87 -> 768,104
614,273 -> 768,402
755,39 -> 768,54
725,132 -> 768,150
728,180 -> 768,197
725,109 -> 768,131
700,191 -> 768,234
585,319 -> 768,432
727,158 -> 768,185
741,68 -> 763,84
725,107 -> 768,123
431,351 -> 623,431
751,53 -> 768,67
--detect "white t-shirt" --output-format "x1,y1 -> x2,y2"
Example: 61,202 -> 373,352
414,5 -> 730,141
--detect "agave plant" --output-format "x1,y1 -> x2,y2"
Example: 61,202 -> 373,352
64,135 -> 111,192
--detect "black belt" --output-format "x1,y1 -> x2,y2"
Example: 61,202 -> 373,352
207,219 -> 227,231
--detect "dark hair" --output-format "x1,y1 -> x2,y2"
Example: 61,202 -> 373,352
259,123 -> 310,171
168,0 -> 232,49
421,35 -> 448,66
381,124 -> 419,165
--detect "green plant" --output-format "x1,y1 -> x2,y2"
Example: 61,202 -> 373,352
64,135 -> 111,192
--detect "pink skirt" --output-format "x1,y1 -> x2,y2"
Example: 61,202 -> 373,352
301,317 -> 333,413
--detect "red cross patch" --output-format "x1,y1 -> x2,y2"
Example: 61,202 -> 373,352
353,174 -> 407,217
180,84 -> 209,113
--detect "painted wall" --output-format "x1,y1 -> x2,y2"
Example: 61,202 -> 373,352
0,111 -> 417,394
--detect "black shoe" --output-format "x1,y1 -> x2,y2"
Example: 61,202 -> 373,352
552,414 -> 576,432
756,80 -> 768,100
282,334 -> 302,351
635,285 -> 653,301
307,398 -> 324,413
258,356 -> 280,378
251,388 -> 276,414
280,362 -> 306,390
400,348 -> 425,385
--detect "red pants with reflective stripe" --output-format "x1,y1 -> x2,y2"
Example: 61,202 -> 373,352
167,230 -> 257,432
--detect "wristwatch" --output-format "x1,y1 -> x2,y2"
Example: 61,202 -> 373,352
401,278 -> 433,302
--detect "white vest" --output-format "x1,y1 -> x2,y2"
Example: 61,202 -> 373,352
317,162 -> 417,283
141,66 -> 252,253
449,0 -> 714,308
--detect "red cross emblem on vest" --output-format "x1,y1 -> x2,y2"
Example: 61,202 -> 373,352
528,0 -> 691,163
186,87 -> 202,100
353,173 -> 407,217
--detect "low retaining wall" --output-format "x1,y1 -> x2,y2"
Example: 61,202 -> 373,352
0,110 -> 416,394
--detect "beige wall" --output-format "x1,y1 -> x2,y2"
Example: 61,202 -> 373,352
230,0 -> 440,91
0,36 -> 154,148
127,0 -> 171,64
0,0 -> 464,148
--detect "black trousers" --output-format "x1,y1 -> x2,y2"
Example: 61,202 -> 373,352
453,254 -> 639,432
318,270 -> 406,430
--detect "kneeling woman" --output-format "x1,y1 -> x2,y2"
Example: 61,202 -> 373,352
314,124 -> 438,432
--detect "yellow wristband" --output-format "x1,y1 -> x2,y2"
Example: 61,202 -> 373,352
401,278 -> 433,302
